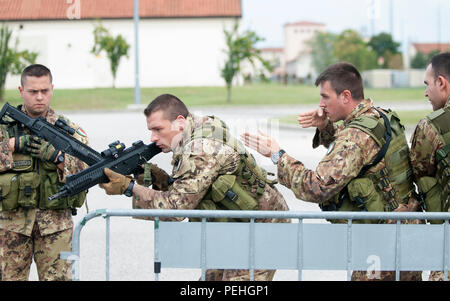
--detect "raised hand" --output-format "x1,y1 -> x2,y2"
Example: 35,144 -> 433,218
240,130 -> 280,158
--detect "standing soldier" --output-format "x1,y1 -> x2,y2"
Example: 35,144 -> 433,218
0,64 -> 89,281
410,52 -> 450,281
99,93 -> 289,281
241,62 -> 421,281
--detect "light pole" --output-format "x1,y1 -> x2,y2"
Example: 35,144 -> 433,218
134,0 -> 140,105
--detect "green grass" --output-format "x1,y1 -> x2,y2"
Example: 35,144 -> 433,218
276,109 -> 432,126
3,83 -> 426,111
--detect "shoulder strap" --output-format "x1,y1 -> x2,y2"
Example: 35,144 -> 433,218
358,109 -> 392,176
427,107 -> 450,136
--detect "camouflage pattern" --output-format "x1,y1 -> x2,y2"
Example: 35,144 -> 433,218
410,98 -> 450,281
0,226 -> 72,281
428,270 -> 450,281
278,99 -> 391,204
132,114 -> 289,280
277,99 -> 421,281
133,114 -> 289,223
410,99 -> 449,181
204,269 -> 276,281
0,105 -> 88,281
351,270 -> 422,281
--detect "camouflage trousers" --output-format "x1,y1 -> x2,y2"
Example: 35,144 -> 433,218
351,270 -> 422,281
0,222 -> 72,281
429,271 -> 450,281
203,269 -> 276,281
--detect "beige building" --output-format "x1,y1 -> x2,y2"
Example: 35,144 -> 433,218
283,21 -> 326,66
2,0 -> 242,89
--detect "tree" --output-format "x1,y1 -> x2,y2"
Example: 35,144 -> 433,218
368,32 -> 401,68
308,32 -> 338,75
0,24 -> 37,102
411,50 -> 440,69
221,23 -> 272,103
91,21 -> 130,88
333,29 -> 377,71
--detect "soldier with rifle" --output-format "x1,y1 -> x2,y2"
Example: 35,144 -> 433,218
98,93 -> 290,281
0,64 -> 89,281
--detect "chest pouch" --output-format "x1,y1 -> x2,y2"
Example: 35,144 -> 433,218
211,174 -> 259,212
347,177 -> 386,224
417,176 -> 443,224
0,173 -> 20,211
17,172 -> 40,209
39,171 -> 86,210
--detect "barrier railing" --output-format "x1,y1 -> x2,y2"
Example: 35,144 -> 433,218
61,209 -> 450,281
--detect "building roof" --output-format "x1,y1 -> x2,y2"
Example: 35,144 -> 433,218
284,21 -> 325,27
259,47 -> 283,53
0,0 -> 242,21
412,43 -> 450,55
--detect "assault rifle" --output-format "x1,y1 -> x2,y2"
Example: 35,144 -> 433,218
0,102 -> 102,166
48,141 -> 162,200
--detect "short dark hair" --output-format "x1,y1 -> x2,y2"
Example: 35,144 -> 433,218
21,64 -> 53,86
429,52 -> 450,82
144,94 -> 189,121
315,62 -> 364,100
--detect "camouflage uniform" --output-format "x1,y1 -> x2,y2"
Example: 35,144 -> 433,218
277,99 -> 421,281
132,114 -> 289,281
0,106 -> 88,281
410,98 -> 450,281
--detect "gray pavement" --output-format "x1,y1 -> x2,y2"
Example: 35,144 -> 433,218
28,102 -> 428,280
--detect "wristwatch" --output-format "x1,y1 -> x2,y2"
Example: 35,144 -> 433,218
271,149 -> 286,165
124,180 -> 135,197
55,153 -> 65,165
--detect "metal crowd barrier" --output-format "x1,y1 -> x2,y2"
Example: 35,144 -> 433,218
61,209 -> 450,281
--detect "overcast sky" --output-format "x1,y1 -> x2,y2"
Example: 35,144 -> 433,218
241,0 -> 450,50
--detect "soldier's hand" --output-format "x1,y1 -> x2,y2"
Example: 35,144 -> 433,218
151,164 -> 171,191
298,107 -> 328,130
240,130 -> 280,158
100,168 -> 131,195
24,136 -> 60,162
13,135 -> 34,154
136,163 -> 171,191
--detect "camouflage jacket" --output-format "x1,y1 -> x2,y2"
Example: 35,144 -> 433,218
132,114 -> 289,222
277,99 -> 388,203
410,98 -> 450,179
0,106 -> 89,236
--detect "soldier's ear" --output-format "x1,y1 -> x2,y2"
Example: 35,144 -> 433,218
436,75 -> 447,91
174,115 -> 186,131
340,90 -> 352,104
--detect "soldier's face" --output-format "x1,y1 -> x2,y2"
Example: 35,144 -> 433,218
319,81 -> 346,122
424,64 -> 447,111
147,110 -> 183,153
18,75 -> 53,118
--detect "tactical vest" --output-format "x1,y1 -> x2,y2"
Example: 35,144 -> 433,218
416,106 -> 450,223
320,109 -> 416,224
186,116 -> 277,222
0,119 -> 86,214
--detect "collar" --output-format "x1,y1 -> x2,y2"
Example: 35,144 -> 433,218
343,98 -> 374,126
20,105 -> 58,124
171,113 -> 207,165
